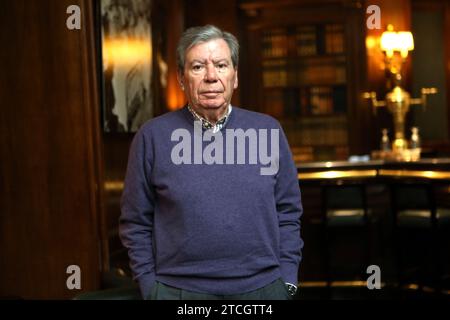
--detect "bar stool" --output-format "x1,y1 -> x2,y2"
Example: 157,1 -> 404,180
322,182 -> 372,293
390,181 -> 450,294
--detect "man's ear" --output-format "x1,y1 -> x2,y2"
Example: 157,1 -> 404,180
233,68 -> 238,89
177,72 -> 185,90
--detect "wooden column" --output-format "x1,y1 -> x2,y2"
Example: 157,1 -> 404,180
0,0 -> 104,299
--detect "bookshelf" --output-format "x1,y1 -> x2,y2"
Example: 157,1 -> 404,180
261,24 -> 348,160
239,1 -> 367,161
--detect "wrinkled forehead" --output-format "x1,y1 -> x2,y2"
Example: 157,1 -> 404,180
185,39 -> 232,62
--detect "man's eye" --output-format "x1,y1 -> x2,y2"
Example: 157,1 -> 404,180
192,65 -> 203,71
217,64 -> 228,69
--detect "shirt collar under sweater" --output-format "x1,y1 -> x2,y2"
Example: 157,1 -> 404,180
187,104 -> 232,133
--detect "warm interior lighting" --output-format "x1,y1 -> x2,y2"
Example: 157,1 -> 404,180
366,25 -> 438,162
397,31 -> 414,58
380,24 -> 414,59
380,25 -> 397,58
103,39 -> 152,67
167,83 -> 185,110
167,73 -> 185,110
365,36 -> 377,50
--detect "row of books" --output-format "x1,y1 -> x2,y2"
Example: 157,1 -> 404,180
288,116 -> 348,146
296,26 -> 317,56
261,28 -> 289,58
325,24 -> 345,54
263,86 -> 347,117
261,24 -> 345,58
285,126 -> 348,146
310,87 -> 334,115
302,129 -> 348,146
262,64 -> 346,87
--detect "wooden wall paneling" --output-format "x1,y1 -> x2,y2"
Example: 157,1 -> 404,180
82,0 -> 109,275
165,0 -> 186,110
445,1 -> 450,143
0,0 -> 103,299
406,0 -> 450,154
237,17 -> 262,112
345,3 -> 370,156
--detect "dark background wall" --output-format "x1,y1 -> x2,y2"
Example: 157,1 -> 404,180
411,5 -> 448,141
0,0 -> 104,299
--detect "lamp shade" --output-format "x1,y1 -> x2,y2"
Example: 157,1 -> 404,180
397,31 -> 414,57
380,30 -> 397,58
380,25 -> 414,58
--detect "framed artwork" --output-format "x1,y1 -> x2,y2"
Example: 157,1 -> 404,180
100,0 -> 153,132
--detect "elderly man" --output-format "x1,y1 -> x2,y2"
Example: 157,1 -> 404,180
119,25 -> 303,300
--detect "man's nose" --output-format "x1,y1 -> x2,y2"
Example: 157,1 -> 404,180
204,64 -> 218,82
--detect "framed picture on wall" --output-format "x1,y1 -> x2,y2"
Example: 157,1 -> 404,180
99,0 -> 153,133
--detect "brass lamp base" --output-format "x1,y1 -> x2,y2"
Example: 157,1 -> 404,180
393,138 -> 407,152
364,73 -> 436,163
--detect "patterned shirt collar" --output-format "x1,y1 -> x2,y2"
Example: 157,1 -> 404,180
187,104 -> 232,133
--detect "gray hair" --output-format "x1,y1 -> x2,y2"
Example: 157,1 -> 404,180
176,25 -> 239,74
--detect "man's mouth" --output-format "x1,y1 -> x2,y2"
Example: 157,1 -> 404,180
200,91 -> 222,97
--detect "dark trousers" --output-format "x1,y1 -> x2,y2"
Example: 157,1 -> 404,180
148,278 -> 292,300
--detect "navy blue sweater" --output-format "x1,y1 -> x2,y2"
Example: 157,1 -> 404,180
119,106 -> 303,299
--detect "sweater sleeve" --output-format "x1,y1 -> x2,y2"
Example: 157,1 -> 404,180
119,128 -> 156,299
274,123 -> 304,286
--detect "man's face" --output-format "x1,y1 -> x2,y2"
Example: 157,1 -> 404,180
180,39 -> 238,112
